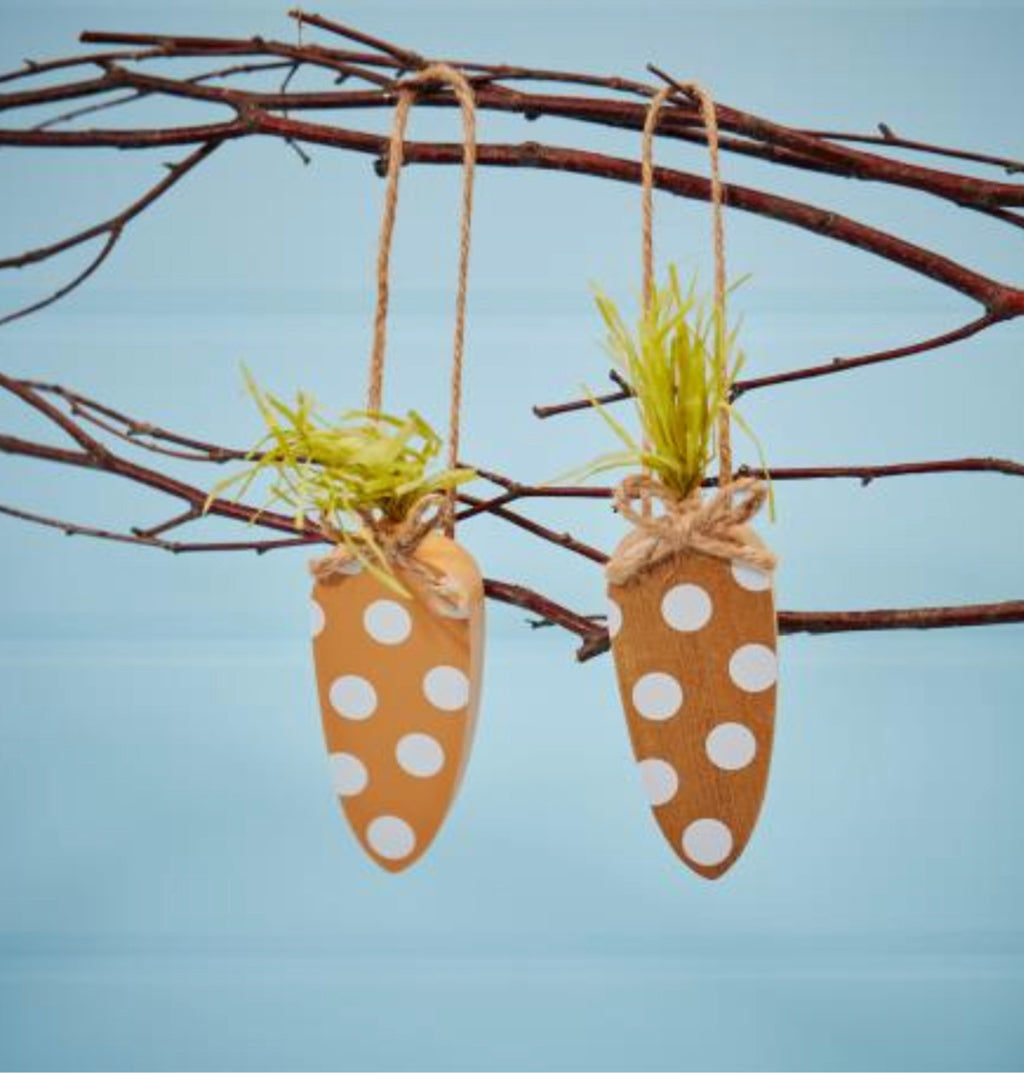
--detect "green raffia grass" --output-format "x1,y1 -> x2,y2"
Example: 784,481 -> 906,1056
206,367 -> 475,593
564,264 -> 770,506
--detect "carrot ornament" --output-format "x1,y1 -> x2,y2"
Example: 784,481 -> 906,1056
574,85 -> 777,879
213,65 -> 484,872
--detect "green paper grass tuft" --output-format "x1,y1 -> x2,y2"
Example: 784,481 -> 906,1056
206,367 -> 475,593
565,264 -> 769,505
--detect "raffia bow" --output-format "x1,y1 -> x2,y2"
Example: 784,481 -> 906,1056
309,493 -> 470,618
607,473 -> 777,587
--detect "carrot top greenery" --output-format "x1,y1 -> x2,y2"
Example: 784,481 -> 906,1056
565,264 -> 767,502
206,368 -> 475,590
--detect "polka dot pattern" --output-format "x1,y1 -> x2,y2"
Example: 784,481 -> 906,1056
396,733 -> 445,778
607,598 -> 623,639
731,560 -> 772,593
366,815 -> 417,861
329,675 -> 377,721
638,758 -> 679,806
682,818 -> 734,867
632,672 -> 684,721
729,643 -> 778,693
311,599 -> 326,638
423,665 -> 470,712
363,599 -> 412,645
706,722 -> 757,771
329,752 -> 368,797
310,531 -> 484,873
608,541 -> 777,878
661,583 -> 712,632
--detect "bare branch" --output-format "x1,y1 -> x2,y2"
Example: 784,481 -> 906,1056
0,16 -> 1020,660
534,312 -> 1007,418
286,8 -> 425,69
0,141 -> 220,325
576,601 -> 1024,662
800,124 -> 1024,176
0,230 -> 119,328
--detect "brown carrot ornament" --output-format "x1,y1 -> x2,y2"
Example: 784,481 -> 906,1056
213,65 -> 484,872
578,86 -> 777,879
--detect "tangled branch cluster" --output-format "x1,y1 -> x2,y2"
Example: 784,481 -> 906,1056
1,10 -> 1022,659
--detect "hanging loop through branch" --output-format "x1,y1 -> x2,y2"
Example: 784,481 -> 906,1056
368,62 -> 477,536
640,80 -> 731,485
608,79 -> 774,587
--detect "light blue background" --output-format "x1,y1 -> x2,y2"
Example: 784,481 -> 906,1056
1,1 -> 1023,1069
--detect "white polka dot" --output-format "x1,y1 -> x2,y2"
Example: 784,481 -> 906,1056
311,599 -> 325,638
632,672 -> 684,721
366,815 -> 416,861
661,583 -> 713,632
729,643 -> 778,693
731,560 -> 772,592
363,599 -> 412,645
328,752 -> 368,797
396,733 -> 445,778
682,818 -> 734,867
637,758 -> 679,806
423,665 -> 470,712
706,722 -> 757,771
607,598 -> 623,639
329,675 -> 377,720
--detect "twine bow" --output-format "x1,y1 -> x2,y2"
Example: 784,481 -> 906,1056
608,474 -> 776,587
310,493 -> 470,618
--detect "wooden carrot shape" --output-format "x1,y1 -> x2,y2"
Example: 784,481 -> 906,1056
312,532 -> 484,871
308,61 -> 483,871
207,389 -> 481,871
210,63 -> 485,871
606,481 -> 777,879
572,84 -> 778,878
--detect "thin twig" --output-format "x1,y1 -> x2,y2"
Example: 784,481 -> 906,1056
0,141 -> 220,326
534,311 -> 1005,417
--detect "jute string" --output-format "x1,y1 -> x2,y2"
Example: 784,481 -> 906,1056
311,64 -> 478,615
368,62 -> 476,537
611,82 -> 775,585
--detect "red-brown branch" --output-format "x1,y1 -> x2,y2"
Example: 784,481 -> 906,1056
0,15 -> 1021,660
0,141 -> 220,326
456,456 -> 1024,520
4,369 -> 1024,662
535,312 -> 1003,417
1,51 -> 1022,312
47,24 -> 1024,213
576,601 -> 1024,661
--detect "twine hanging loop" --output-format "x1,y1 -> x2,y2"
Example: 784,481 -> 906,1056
610,80 -> 774,586
367,62 -> 477,537
313,63 -> 478,598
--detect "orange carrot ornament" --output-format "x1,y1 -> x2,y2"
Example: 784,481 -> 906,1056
312,65 -> 485,871
214,65 -> 484,872
575,85 -> 777,879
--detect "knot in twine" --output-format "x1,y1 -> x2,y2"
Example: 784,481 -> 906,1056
309,494 -> 469,618
606,474 -> 777,587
